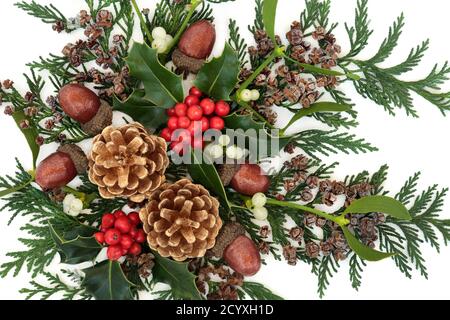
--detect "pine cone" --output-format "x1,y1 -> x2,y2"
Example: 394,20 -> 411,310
88,123 -> 169,203
140,179 -> 223,261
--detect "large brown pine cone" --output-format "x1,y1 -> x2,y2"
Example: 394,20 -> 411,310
140,179 -> 223,261
88,123 -> 169,203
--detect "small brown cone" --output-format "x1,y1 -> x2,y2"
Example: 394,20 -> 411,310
88,122 -> 169,203
139,179 -> 223,261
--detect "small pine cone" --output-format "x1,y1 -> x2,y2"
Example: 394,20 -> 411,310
140,179 -> 223,261
88,123 -> 169,203
209,222 -> 246,258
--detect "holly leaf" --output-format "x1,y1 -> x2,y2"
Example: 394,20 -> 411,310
126,42 -> 184,108
12,111 -> 40,169
283,102 -> 352,132
82,260 -> 135,300
224,113 -> 292,159
341,226 -> 395,261
263,0 -> 279,44
112,90 -> 168,130
187,150 -> 231,210
343,195 -> 411,220
194,43 -> 240,101
49,223 -> 102,265
152,253 -> 203,300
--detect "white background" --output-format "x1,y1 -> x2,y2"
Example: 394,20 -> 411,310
0,0 -> 449,300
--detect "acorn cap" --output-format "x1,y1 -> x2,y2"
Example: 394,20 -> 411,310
172,48 -> 205,74
217,164 -> 241,187
209,222 -> 246,258
57,143 -> 88,174
80,100 -> 113,135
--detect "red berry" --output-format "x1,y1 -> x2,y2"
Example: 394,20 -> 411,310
114,210 -> 126,218
189,86 -> 203,97
120,234 -> 134,249
170,141 -> 185,155
209,116 -> 225,130
200,117 -> 210,131
128,212 -> 140,225
185,95 -> 200,107
107,245 -> 123,261
128,243 -> 142,256
134,229 -> 146,243
101,213 -> 115,229
177,116 -> 191,129
94,232 -> 105,244
160,127 -> 172,142
174,103 -> 188,117
215,100 -> 230,117
104,229 -> 122,245
168,116 -> 179,130
187,105 -> 203,121
166,107 -> 176,116
129,226 -> 138,239
114,216 -> 132,234
100,227 -> 107,233
200,98 -> 215,115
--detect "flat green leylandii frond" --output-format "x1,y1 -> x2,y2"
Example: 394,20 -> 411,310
340,0 -> 450,117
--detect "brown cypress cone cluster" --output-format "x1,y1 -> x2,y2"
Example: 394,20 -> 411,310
59,9 -> 132,100
196,265 -> 244,300
241,23 -> 341,116
261,152 -> 382,265
124,253 -> 155,279
88,123 -> 169,203
139,179 -> 223,261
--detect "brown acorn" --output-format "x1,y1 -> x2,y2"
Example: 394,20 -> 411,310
35,144 -> 88,190
210,223 -> 261,276
172,20 -> 216,74
230,164 -> 270,196
59,84 -> 113,135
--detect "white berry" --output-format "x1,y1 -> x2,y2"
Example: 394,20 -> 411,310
250,89 -> 260,101
226,145 -> 244,159
63,194 -> 83,217
152,27 -> 167,40
206,144 -> 224,159
152,38 -> 168,53
240,89 -> 253,102
164,34 -> 174,45
252,192 -> 267,208
218,135 -> 231,147
252,207 -> 268,221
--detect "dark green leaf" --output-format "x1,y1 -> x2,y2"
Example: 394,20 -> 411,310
262,0 -> 278,43
152,253 -> 202,300
12,111 -> 40,169
82,260 -> 134,300
126,42 -> 184,108
341,226 -> 395,261
195,43 -> 240,100
224,113 -> 292,159
112,90 -> 168,130
49,224 -> 102,265
187,150 -> 231,210
344,195 -> 411,220
283,102 -> 352,132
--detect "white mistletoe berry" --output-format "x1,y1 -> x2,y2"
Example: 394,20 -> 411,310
252,206 -> 268,221
250,89 -> 260,101
240,89 -> 253,102
151,27 -> 167,40
252,192 -> 267,208
63,194 -> 84,217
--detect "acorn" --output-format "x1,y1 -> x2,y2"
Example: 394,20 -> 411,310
59,84 -> 113,135
209,223 -> 261,276
230,164 -> 270,196
172,20 -> 216,74
35,144 -> 88,190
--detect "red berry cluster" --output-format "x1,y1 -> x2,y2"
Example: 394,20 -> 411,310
160,86 -> 231,152
95,210 -> 146,261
